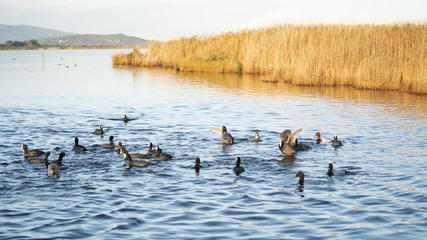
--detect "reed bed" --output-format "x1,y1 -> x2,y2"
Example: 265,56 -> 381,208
115,23 -> 427,94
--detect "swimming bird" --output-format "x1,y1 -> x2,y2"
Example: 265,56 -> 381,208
327,163 -> 334,176
153,146 -> 172,161
248,132 -> 261,141
73,137 -> 87,151
280,129 -> 292,142
93,125 -> 103,135
195,157 -> 201,173
123,153 -> 153,168
233,157 -> 245,175
278,128 -> 302,156
45,158 -> 59,178
123,114 -> 129,123
21,144 -> 44,157
295,139 -> 310,151
117,141 -> 123,154
332,135 -> 343,147
327,163 -> 348,176
315,132 -> 332,144
52,152 -> 66,166
147,142 -> 155,155
99,136 -> 115,148
120,147 -> 148,159
296,171 -> 305,184
28,152 -> 51,163
221,126 -> 234,145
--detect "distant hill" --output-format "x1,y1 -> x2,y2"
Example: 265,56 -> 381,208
0,24 -> 75,43
38,33 -> 148,47
0,24 -> 149,47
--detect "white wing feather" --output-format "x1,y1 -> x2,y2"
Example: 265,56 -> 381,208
209,128 -> 222,135
287,128 -> 302,145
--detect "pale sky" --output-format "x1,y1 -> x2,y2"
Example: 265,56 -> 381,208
0,0 -> 426,40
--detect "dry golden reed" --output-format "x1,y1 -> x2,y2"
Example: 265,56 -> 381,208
117,23 -> 427,94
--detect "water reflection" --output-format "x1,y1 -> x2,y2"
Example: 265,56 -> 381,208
2,50 -> 426,239
123,67 -> 427,118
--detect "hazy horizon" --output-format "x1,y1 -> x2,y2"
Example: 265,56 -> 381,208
0,0 -> 426,41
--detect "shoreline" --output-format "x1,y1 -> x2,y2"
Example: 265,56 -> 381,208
112,23 -> 427,94
0,46 -> 135,51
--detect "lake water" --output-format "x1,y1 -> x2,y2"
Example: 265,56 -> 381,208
0,49 -> 426,239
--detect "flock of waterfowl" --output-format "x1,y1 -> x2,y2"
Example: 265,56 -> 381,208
20,114 -> 344,183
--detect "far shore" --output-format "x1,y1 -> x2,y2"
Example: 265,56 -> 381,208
112,23 -> 427,94
0,46 -> 139,51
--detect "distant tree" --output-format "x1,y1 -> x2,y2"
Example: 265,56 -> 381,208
24,39 -> 41,48
11,41 -> 25,47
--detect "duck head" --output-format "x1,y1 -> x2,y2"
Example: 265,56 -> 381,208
327,163 -> 334,176
235,157 -> 241,167
296,171 -> 305,183
195,157 -> 201,169
222,126 -> 227,133
117,141 -> 123,153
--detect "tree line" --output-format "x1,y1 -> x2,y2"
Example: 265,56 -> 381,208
0,39 -> 41,49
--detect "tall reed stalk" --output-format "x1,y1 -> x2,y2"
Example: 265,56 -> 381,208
116,23 -> 427,94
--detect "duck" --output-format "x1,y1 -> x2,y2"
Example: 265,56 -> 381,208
327,163 -> 334,176
194,157 -> 201,173
278,128 -> 302,157
93,125 -> 103,135
28,152 -> 51,163
99,136 -> 115,148
123,114 -> 129,123
332,135 -> 343,147
117,141 -> 123,154
233,157 -> 245,175
315,132 -> 332,144
221,126 -> 234,144
294,139 -> 310,151
123,153 -> 153,168
147,142 -> 155,155
45,158 -> 59,178
21,144 -> 44,157
327,163 -> 348,176
296,171 -> 305,184
280,129 -> 292,142
52,152 -> 66,166
120,147 -> 148,159
73,137 -> 87,151
248,132 -> 261,141
153,146 -> 172,161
